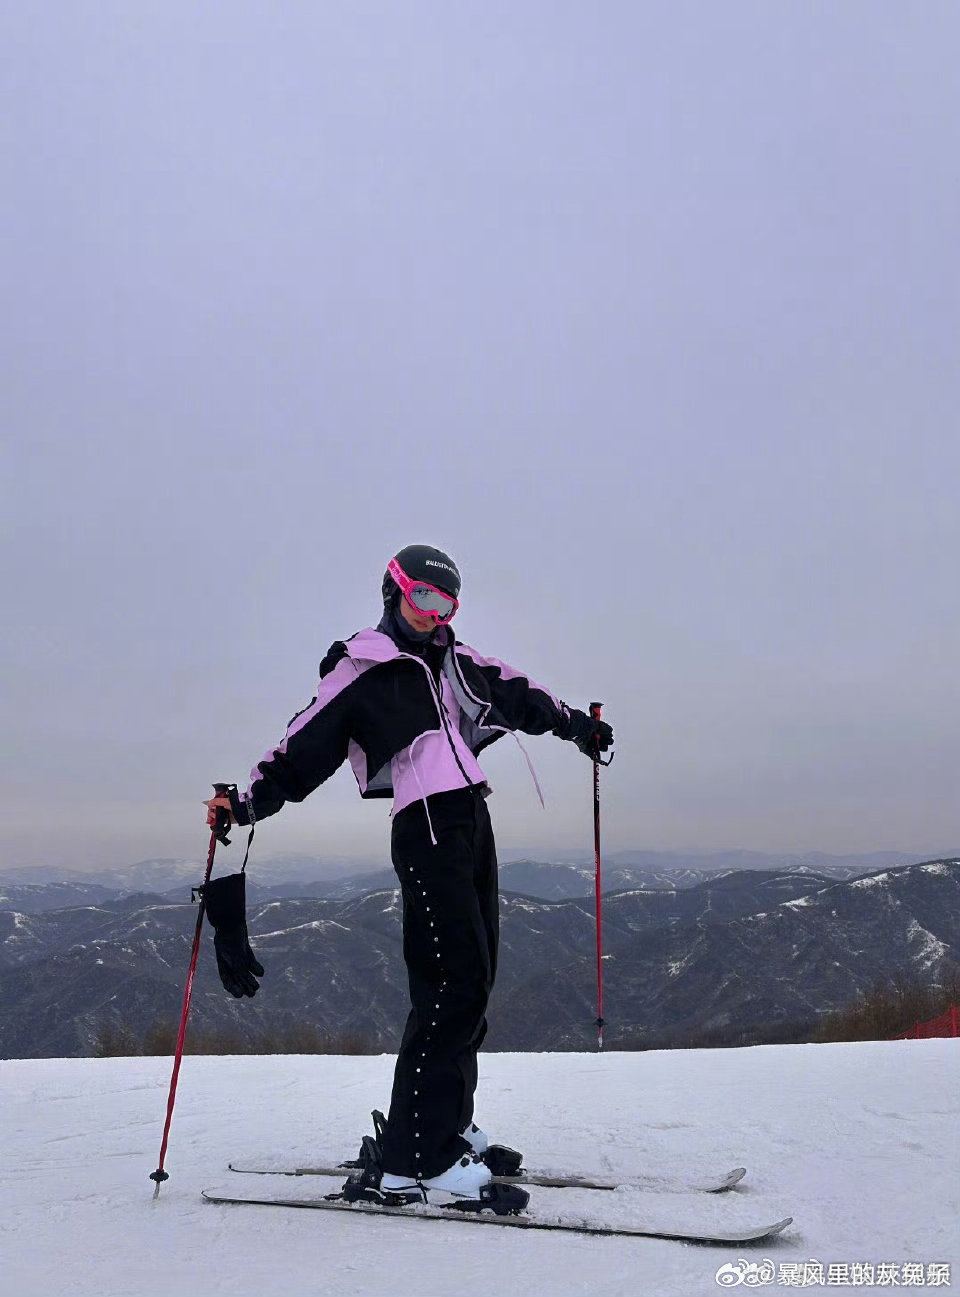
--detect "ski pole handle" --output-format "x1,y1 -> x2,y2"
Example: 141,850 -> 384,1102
209,781 -> 236,847
588,701 -> 614,767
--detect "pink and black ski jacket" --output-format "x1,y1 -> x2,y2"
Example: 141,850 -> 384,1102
229,625 -> 574,846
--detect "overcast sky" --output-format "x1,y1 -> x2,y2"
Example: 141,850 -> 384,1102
2,2 -> 958,875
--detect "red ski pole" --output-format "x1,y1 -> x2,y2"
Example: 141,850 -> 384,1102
150,783 -> 233,1197
589,702 -> 613,1050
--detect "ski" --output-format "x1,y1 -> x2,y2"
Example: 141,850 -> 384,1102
202,1180 -> 791,1244
227,1159 -> 746,1194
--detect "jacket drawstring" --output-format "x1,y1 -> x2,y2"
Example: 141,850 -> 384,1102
395,649 -> 546,844
511,730 -> 546,808
484,723 -> 546,808
408,729 -> 540,846
407,732 -> 439,846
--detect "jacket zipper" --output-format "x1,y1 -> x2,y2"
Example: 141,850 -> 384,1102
448,642 -> 492,727
425,663 -> 478,788
402,649 -> 479,790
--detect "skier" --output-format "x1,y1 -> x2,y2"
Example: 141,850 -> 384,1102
201,544 -> 613,1211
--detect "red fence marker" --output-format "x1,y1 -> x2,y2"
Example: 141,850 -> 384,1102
890,1005 -> 960,1039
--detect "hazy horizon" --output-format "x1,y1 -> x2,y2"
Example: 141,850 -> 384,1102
0,845 -> 945,886
3,3 -> 958,873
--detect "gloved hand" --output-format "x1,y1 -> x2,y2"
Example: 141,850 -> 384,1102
199,872 -> 264,998
202,782 -> 240,847
203,794 -> 236,830
555,706 -> 614,760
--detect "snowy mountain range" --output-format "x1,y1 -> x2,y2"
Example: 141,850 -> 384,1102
1,858 -> 956,1059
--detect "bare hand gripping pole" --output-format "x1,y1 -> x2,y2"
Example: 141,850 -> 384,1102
589,702 -> 614,1050
150,783 -> 235,1198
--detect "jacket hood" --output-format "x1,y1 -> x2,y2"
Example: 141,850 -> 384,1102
345,625 -> 453,665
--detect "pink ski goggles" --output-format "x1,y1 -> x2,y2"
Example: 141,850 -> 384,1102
388,558 -> 459,624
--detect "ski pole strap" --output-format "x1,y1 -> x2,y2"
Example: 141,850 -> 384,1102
210,782 -> 255,870
240,823 -> 255,874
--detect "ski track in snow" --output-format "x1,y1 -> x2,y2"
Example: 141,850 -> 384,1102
2,1043 -> 958,1297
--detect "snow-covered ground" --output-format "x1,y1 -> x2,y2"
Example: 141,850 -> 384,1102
3,1042 -> 957,1295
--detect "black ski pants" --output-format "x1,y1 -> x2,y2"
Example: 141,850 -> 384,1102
380,784 -> 499,1179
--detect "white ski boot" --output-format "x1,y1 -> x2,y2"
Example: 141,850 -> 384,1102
340,1121 -> 528,1215
460,1121 -> 489,1154
382,1151 -> 492,1200
379,1151 -> 528,1214
460,1120 -> 523,1176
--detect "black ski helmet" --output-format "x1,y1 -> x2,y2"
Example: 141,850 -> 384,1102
382,544 -> 461,610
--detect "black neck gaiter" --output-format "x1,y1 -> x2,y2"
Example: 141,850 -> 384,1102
377,598 -> 449,682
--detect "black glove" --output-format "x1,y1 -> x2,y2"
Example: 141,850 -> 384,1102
200,872 -> 264,998
555,706 -> 614,760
